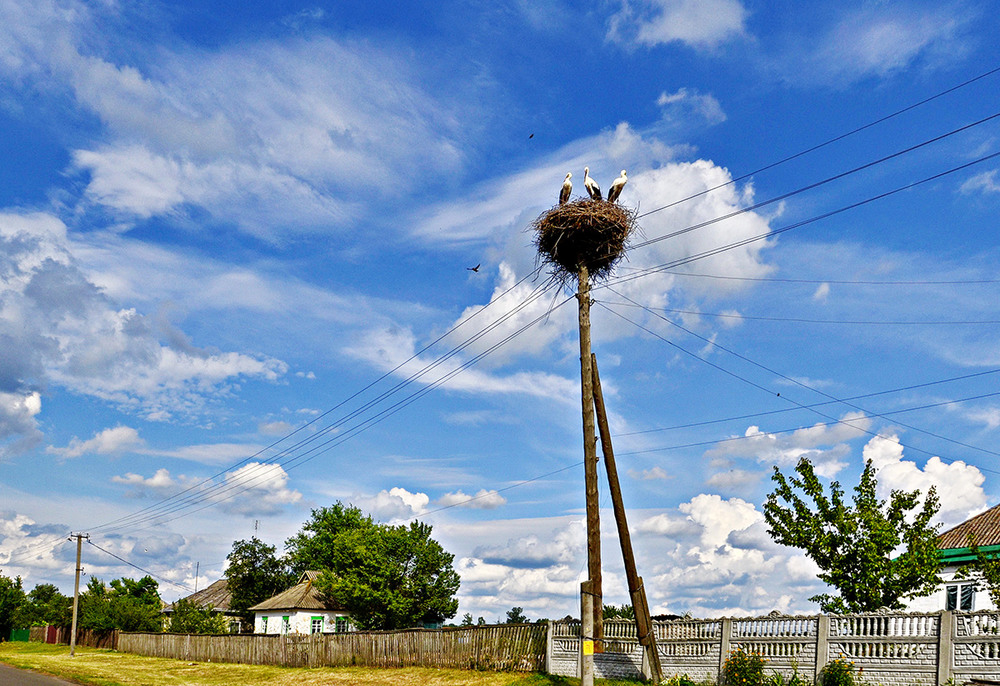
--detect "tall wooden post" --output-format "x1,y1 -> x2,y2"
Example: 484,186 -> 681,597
577,266 -> 603,647
592,354 -> 662,683
69,533 -> 88,657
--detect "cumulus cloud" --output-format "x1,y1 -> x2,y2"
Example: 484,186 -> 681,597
48,425 -> 144,458
438,489 -> 507,510
608,0 -> 748,49
0,211 -> 288,448
215,462 -> 301,516
111,467 -> 197,498
705,412 -> 872,478
359,487 -> 430,522
862,434 -> 987,528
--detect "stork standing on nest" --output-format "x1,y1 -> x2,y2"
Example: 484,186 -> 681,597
607,170 -> 627,204
559,172 -> 573,205
583,167 -> 602,201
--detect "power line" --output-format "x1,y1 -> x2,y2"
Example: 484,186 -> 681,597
605,301 -> 1000,326
635,65 -> 1000,220
632,110 -> 1000,249
615,368 -> 1000,437
646,271 -> 1000,286
604,149 -> 1000,290
86,539 -> 194,593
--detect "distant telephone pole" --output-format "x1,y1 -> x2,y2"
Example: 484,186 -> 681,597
69,533 -> 89,657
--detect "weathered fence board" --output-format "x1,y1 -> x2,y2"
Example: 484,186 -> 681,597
117,623 -> 546,672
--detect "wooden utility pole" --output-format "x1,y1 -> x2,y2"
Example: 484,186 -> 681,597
592,355 -> 663,683
577,266 -> 603,650
69,533 -> 89,657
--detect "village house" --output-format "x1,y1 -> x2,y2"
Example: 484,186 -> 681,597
249,570 -> 353,634
907,502 -> 1000,613
162,577 -> 243,632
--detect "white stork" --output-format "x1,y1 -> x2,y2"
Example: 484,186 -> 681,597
559,173 -> 572,205
607,170 -> 627,204
583,167 -> 602,201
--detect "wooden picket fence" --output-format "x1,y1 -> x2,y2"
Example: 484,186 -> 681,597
118,623 -> 546,671
28,625 -> 119,649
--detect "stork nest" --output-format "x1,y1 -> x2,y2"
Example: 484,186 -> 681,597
532,199 -> 637,281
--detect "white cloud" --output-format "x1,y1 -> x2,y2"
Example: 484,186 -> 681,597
704,412 -> 872,478
438,489 -> 507,510
0,211 -> 289,439
0,391 -> 43,458
111,467 -> 194,498
628,466 -> 670,480
813,283 -> 830,302
48,425 -> 144,458
784,6 -> 973,86
862,434 -> 987,528
608,0 -> 748,49
657,88 -> 727,126
961,170 -> 1000,195
360,487 -> 430,522
216,462 -> 301,516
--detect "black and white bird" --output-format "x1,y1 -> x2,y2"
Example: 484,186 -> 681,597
583,167 -> 602,201
607,169 -> 627,203
559,173 -> 572,205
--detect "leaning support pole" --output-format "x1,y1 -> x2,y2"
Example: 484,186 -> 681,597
592,354 -> 663,684
577,266 -> 603,647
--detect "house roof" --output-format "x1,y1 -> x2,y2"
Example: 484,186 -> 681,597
248,571 -> 344,613
163,578 -> 234,614
938,503 -> 1000,550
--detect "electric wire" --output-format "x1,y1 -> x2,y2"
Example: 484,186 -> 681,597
86,267 -> 548,535
616,368 -> 1000,437
86,539 -> 194,593
604,149 -> 1000,290
635,64 -> 1000,220
649,271 -> 1000,286
598,295 -> 1000,462
631,110 -> 1000,250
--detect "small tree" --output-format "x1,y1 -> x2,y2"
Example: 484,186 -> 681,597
764,457 -> 942,613
224,537 -> 294,631
166,598 -> 230,634
0,572 -> 26,640
505,606 -> 528,624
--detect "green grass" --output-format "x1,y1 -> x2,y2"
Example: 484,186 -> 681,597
0,642 -> 645,686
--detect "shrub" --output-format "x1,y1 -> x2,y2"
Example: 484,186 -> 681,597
723,647 -> 767,686
665,675 -> 699,686
819,657 -> 856,686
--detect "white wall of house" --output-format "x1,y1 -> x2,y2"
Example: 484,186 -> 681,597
254,609 -> 352,634
905,564 -> 998,613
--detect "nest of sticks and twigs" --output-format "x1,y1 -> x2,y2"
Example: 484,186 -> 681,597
532,199 -> 637,281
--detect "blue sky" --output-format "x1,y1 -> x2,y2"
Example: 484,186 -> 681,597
1,0 -> 1000,622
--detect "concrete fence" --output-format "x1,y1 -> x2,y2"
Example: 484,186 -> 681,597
549,612 -> 1000,685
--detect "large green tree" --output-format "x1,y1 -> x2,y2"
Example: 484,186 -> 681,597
20,584 -> 72,627
764,457 -> 942,613
224,537 -> 294,630
285,502 -> 460,630
78,575 -> 162,632
0,571 -> 27,640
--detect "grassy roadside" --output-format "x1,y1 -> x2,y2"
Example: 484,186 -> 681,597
0,642 -> 641,686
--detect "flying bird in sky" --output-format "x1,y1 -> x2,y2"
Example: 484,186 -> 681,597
583,167 -> 601,201
559,172 -> 572,205
467,263 -> 480,272
607,170 -> 627,203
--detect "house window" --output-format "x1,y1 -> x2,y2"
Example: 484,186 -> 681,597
946,583 -> 975,611
282,616 -> 291,634
261,616 -> 268,633
335,616 -> 349,633
311,616 -> 323,634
